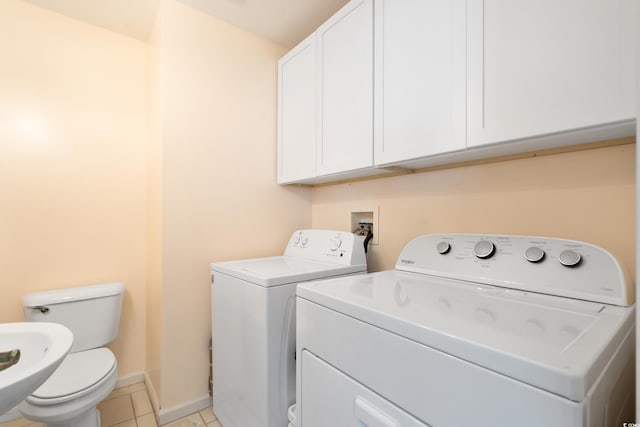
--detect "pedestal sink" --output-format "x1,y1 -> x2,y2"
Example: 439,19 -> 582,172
0,322 -> 73,416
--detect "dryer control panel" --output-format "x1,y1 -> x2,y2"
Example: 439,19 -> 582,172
285,230 -> 367,267
396,234 -> 632,306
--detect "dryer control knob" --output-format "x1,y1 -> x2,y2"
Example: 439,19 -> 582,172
301,237 -> 309,246
294,236 -> 301,244
525,246 -> 545,263
474,240 -> 495,259
436,241 -> 451,254
558,249 -> 581,267
330,237 -> 342,251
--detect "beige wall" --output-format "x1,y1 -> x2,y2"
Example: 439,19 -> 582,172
0,0 -> 148,376
156,0 -> 312,409
146,4 -> 164,404
0,0 -> 313,412
312,142 -> 636,290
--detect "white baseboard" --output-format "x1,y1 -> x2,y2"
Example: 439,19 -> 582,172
143,371 -> 161,418
158,395 -> 212,426
143,370 -> 210,426
116,371 -> 145,389
0,371 -> 147,423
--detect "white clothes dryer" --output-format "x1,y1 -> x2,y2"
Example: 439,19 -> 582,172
296,234 -> 635,427
211,229 -> 367,427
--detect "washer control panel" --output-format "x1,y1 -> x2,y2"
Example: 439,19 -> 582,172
396,234 -> 630,306
524,246 -> 545,263
473,240 -> 496,259
285,230 -> 366,267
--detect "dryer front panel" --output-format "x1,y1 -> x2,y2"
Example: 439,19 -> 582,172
296,298 -> 586,427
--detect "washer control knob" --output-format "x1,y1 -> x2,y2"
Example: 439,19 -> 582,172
437,241 -> 451,254
301,237 -> 309,246
474,240 -> 495,259
330,237 -> 342,251
525,246 -> 545,263
294,236 -> 301,244
558,249 -> 581,267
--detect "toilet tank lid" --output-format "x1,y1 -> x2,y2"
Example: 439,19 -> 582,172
23,282 -> 125,307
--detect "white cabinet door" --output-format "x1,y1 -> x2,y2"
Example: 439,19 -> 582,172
374,0 -> 466,166
317,0 -> 374,176
467,0 -> 636,148
277,34 -> 317,184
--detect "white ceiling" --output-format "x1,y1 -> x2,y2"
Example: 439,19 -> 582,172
22,0 -> 160,41
21,0 -> 350,48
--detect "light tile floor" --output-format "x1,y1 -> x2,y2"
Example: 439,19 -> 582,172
0,382 -> 221,427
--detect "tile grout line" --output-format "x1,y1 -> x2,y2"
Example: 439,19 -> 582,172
0,381 -> 220,427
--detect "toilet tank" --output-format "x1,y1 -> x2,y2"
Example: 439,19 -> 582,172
23,282 -> 125,353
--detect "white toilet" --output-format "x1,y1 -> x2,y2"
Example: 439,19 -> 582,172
19,282 -> 125,427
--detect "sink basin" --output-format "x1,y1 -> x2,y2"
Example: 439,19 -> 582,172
0,322 -> 73,415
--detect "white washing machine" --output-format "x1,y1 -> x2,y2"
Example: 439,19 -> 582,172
211,229 -> 367,427
296,234 -> 635,427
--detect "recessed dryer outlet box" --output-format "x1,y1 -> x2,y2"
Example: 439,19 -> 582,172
350,207 -> 379,245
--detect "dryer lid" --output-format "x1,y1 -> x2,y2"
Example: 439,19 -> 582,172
31,348 -> 116,400
297,270 -> 635,402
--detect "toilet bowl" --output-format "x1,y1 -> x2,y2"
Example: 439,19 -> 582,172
19,282 -> 125,427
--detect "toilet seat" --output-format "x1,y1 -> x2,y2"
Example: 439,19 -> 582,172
27,348 -> 116,406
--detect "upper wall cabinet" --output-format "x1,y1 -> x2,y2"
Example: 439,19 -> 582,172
374,0 -> 466,166
467,0 -> 636,148
316,0 -> 374,176
277,34 -> 317,184
277,0 -> 636,184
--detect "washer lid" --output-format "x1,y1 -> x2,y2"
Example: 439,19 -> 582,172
211,256 -> 366,287
297,270 -> 635,402
31,348 -> 116,400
